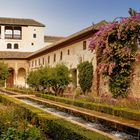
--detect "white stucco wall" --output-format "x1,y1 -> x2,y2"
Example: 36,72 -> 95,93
29,39 -> 96,87
0,25 -> 45,52
29,39 -> 96,70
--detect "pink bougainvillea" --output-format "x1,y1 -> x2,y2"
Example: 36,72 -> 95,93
89,16 -> 140,98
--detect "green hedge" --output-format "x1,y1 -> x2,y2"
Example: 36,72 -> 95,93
0,94 -> 111,140
5,87 -> 37,95
36,93 -> 140,121
5,88 -> 140,121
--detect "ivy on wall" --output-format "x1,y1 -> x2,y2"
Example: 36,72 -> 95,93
89,16 -> 140,98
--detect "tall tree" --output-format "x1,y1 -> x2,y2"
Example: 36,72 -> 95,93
78,61 -> 93,94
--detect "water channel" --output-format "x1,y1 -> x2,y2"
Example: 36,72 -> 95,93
19,98 -> 139,140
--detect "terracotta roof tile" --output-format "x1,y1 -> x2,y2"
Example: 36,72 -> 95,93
0,51 -> 32,59
0,20 -> 107,60
28,20 -> 107,59
44,35 -> 65,43
0,17 -> 45,27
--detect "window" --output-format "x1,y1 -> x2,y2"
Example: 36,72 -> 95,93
13,27 -> 22,39
0,26 -> 1,38
5,26 -> 21,39
29,62 -> 32,67
32,61 -> 34,67
42,57 -> 45,65
31,43 -> 34,46
7,43 -> 12,49
60,51 -> 63,60
14,43 -> 19,49
38,59 -> 41,65
83,41 -> 86,50
54,54 -> 56,62
33,34 -> 36,38
67,49 -> 70,55
35,60 -> 37,66
5,26 -> 12,39
48,56 -> 50,64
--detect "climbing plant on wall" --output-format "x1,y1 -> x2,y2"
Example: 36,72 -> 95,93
89,16 -> 140,98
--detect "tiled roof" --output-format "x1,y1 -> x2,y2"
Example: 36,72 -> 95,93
0,17 -> 45,27
0,20 -> 107,60
28,20 -> 107,59
0,51 -> 32,59
44,35 -> 65,43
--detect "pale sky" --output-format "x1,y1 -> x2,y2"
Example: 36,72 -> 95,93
0,0 -> 140,36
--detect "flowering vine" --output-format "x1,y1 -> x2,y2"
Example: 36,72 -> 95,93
89,16 -> 140,98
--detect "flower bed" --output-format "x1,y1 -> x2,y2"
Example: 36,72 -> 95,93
0,102 -> 43,139
0,94 -> 111,140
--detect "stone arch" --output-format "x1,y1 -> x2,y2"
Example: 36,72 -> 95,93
17,68 -> 26,87
6,68 -> 14,87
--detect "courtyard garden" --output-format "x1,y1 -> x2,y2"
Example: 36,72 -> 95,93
0,16 -> 140,140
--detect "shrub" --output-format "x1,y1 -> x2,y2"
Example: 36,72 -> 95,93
0,94 -> 111,140
0,62 -> 9,80
4,88 -> 140,121
48,63 -> 71,95
78,61 -> 93,94
27,63 -> 71,95
0,80 -> 5,87
27,70 -> 42,91
1,126 -> 42,140
36,93 -> 140,121
0,62 -> 9,87
0,104 -> 42,140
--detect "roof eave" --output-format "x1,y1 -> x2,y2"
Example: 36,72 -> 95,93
27,20 -> 107,59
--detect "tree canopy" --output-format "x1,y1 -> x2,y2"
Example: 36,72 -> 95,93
78,61 -> 93,94
27,63 -> 71,95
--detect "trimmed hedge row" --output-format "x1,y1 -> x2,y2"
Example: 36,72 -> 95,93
5,87 -> 36,95
0,94 -> 111,140
36,93 -> 140,121
5,88 -> 140,121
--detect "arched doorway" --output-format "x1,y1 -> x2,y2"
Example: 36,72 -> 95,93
17,68 -> 26,87
6,68 -> 14,87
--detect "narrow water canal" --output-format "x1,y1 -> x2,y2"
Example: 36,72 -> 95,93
19,98 -> 139,140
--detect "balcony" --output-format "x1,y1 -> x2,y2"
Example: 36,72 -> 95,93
5,26 -> 22,40
5,34 -> 22,39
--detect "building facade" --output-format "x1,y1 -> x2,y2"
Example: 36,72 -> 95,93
0,17 -> 45,52
1,17 -> 140,97
27,21 -> 106,87
0,17 -> 105,90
